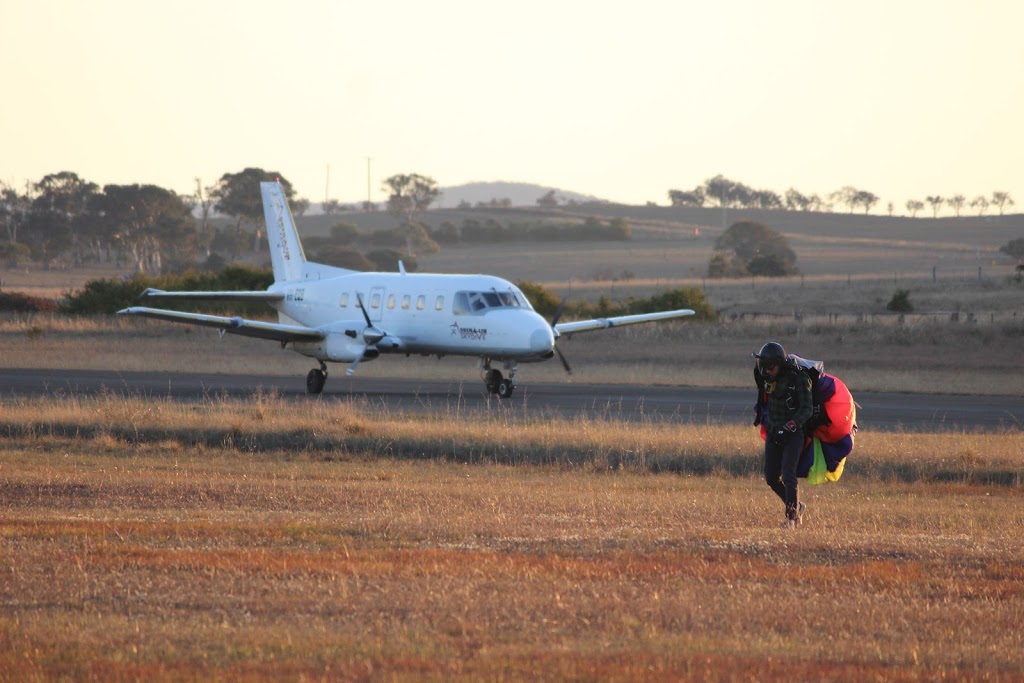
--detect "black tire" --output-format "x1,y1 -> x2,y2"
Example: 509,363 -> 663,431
497,379 -> 514,399
306,368 -> 326,395
485,369 -> 502,394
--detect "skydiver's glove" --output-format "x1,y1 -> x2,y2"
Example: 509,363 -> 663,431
772,421 -> 799,445
753,409 -> 761,427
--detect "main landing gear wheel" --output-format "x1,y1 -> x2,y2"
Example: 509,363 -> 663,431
497,379 -> 514,398
306,362 -> 327,395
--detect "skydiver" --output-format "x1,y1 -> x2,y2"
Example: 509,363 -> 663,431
752,341 -> 813,529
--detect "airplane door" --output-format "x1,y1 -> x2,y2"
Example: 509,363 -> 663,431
369,286 -> 385,322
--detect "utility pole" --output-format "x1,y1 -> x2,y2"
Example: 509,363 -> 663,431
365,157 -> 373,209
325,164 -> 330,204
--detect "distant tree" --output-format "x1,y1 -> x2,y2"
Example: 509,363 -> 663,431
703,175 -> 737,207
668,188 -> 706,207
322,199 -> 342,215
806,194 -> 827,212
1,180 -> 33,245
991,191 -> 1015,216
750,189 -> 783,210
853,190 -> 879,214
536,190 -> 559,208
905,199 -> 924,218
926,195 -> 945,218
784,188 -> 811,212
212,168 -> 295,254
829,186 -> 859,213
92,184 -> 195,274
708,220 -> 798,278
382,173 -> 439,226
946,194 -> 966,217
194,178 -> 217,258
887,201 -> 894,217
26,171 -> 99,268
970,195 -> 990,216
209,226 -> 250,261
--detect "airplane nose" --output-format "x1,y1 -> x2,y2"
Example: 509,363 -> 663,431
530,325 -> 555,354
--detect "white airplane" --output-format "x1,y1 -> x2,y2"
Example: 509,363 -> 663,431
119,182 -> 696,397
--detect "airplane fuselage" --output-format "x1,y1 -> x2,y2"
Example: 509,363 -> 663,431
270,271 -> 556,365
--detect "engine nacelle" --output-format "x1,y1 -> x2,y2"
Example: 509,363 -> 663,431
324,332 -> 368,362
292,331 -> 404,362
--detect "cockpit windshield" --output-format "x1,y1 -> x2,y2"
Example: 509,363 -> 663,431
453,289 -> 524,315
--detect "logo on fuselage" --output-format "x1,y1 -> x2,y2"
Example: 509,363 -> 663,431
451,321 -> 487,341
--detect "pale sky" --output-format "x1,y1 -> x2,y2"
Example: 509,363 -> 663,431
3,1 -> 1022,211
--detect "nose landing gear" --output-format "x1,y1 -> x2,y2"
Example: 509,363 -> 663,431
481,359 -> 517,398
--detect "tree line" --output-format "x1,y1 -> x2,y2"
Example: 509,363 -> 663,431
0,168 -> 302,274
0,169 -> 639,276
668,174 -> 1016,217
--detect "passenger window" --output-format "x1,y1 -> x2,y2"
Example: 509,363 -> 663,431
340,292 -> 349,308
387,294 -> 396,310
370,293 -> 381,309
401,295 -> 410,310
416,295 -> 425,310
435,296 -> 444,311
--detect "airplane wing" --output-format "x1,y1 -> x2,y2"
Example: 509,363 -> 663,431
118,307 -> 324,343
554,309 -> 696,336
138,288 -> 285,303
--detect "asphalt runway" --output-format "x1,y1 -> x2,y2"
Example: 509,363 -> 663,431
2,367 -> 1021,433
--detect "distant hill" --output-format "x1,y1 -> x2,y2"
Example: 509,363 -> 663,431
434,181 -> 603,208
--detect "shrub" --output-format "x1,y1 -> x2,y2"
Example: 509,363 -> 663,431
60,267 -> 274,316
999,237 -> 1024,259
0,290 -> 58,313
709,221 -> 799,278
886,289 -> 913,313
0,242 -> 31,267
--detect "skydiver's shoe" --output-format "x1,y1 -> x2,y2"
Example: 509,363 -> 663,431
781,502 -> 806,529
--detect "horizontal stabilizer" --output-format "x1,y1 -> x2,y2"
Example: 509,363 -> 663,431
139,288 -> 284,303
554,309 -> 695,336
118,307 -> 324,343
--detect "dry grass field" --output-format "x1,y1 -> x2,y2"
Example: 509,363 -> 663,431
1,394 -> 1022,681
1,209 -> 1022,679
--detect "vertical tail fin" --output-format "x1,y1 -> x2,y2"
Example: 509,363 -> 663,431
261,181 -> 307,283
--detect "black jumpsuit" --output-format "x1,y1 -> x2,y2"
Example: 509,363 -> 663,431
762,364 -> 813,519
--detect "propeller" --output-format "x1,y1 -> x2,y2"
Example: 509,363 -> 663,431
549,298 -> 572,375
346,294 -> 387,376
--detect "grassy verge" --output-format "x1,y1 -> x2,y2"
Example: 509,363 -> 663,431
1,394 -> 1023,680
